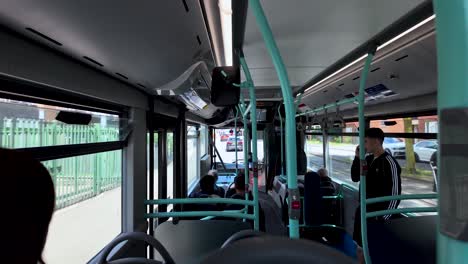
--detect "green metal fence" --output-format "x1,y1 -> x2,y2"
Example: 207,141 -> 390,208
1,117 -> 121,209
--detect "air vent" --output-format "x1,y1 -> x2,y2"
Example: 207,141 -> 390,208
83,56 -> 104,67
26,28 -> 62,46
196,35 -> 202,45
352,76 -> 360,81
115,73 -> 128,80
395,55 -> 408,62
181,0 -> 189,12
370,67 -> 381,73
137,83 -> 146,89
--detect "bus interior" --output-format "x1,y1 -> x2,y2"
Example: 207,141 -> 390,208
0,0 -> 466,263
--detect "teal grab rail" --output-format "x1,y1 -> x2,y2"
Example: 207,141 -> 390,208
296,97 -> 358,117
144,198 -> 254,206
145,211 -> 255,220
201,209 -> 247,220
242,104 -> 252,117
433,2 -> 468,263
239,55 -> 260,231
358,50 -> 375,264
366,207 -> 437,218
235,108 -> 239,175
250,0 -> 299,239
366,193 -> 438,204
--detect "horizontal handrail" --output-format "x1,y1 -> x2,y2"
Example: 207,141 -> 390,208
144,198 -> 254,206
366,207 -> 437,218
366,193 -> 438,205
145,211 -> 255,220
200,209 -> 246,220
322,195 -> 341,199
296,97 -> 357,117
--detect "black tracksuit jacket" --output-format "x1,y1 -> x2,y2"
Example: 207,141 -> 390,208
351,152 -> 402,220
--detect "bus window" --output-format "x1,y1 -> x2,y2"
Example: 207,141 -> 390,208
147,132 -> 159,208
199,125 -> 207,157
328,135 -> 360,188
42,150 -> 122,264
187,126 -> 199,190
167,132 -> 174,201
305,135 -> 324,172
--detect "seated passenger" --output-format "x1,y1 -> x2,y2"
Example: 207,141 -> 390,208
230,175 -> 246,199
208,169 -> 226,198
225,172 -> 245,198
317,168 -> 336,196
226,175 -> 247,211
2,148 -> 55,264
190,175 -> 220,198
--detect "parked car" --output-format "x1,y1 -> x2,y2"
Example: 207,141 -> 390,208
414,140 -> 438,162
383,137 -> 406,158
220,133 -> 230,141
226,136 -> 243,152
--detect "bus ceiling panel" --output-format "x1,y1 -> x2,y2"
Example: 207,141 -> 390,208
242,0 -> 427,89
300,33 -> 437,114
0,0 -> 215,93
300,14 -> 435,97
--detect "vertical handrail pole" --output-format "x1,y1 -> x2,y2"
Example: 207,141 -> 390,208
277,104 -> 285,177
433,1 -> 468,263
358,50 -> 375,264
240,56 -> 259,231
235,108 -> 239,175
250,0 -> 299,238
240,94 -> 250,216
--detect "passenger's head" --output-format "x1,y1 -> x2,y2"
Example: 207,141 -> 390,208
365,128 -> 385,154
207,169 -> 218,182
1,148 -> 55,264
317,168 -> 328,178
234,175 -> 246,193
199,175 -> 216,194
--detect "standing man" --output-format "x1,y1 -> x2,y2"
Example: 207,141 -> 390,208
351,128 -> 402,258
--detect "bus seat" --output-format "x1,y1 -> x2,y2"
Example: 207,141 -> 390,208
367,215 -> 436,264
303,171 -> 323,226
153,220 -> 251,264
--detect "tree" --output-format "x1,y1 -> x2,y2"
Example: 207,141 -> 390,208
404,118 -> 416,174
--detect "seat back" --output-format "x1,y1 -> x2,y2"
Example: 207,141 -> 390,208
367,215 -> 436,264
303,171 -> 322,226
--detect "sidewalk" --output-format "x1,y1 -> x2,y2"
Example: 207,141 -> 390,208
43,187 -> 121,264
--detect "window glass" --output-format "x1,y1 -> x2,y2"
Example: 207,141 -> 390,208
305,135 -> 324,172
397,138 -> 438,209
328,134 -> 438,210
167,132 -> 174,199
328,135 -> 359,187
214,128 -> 264,170
0,98 -> 120,149
187,126 -> 199,188
147,132 -> 159,202
370,115 -> 438,134
199,125 -> 207,157
43,150 -> 121,264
